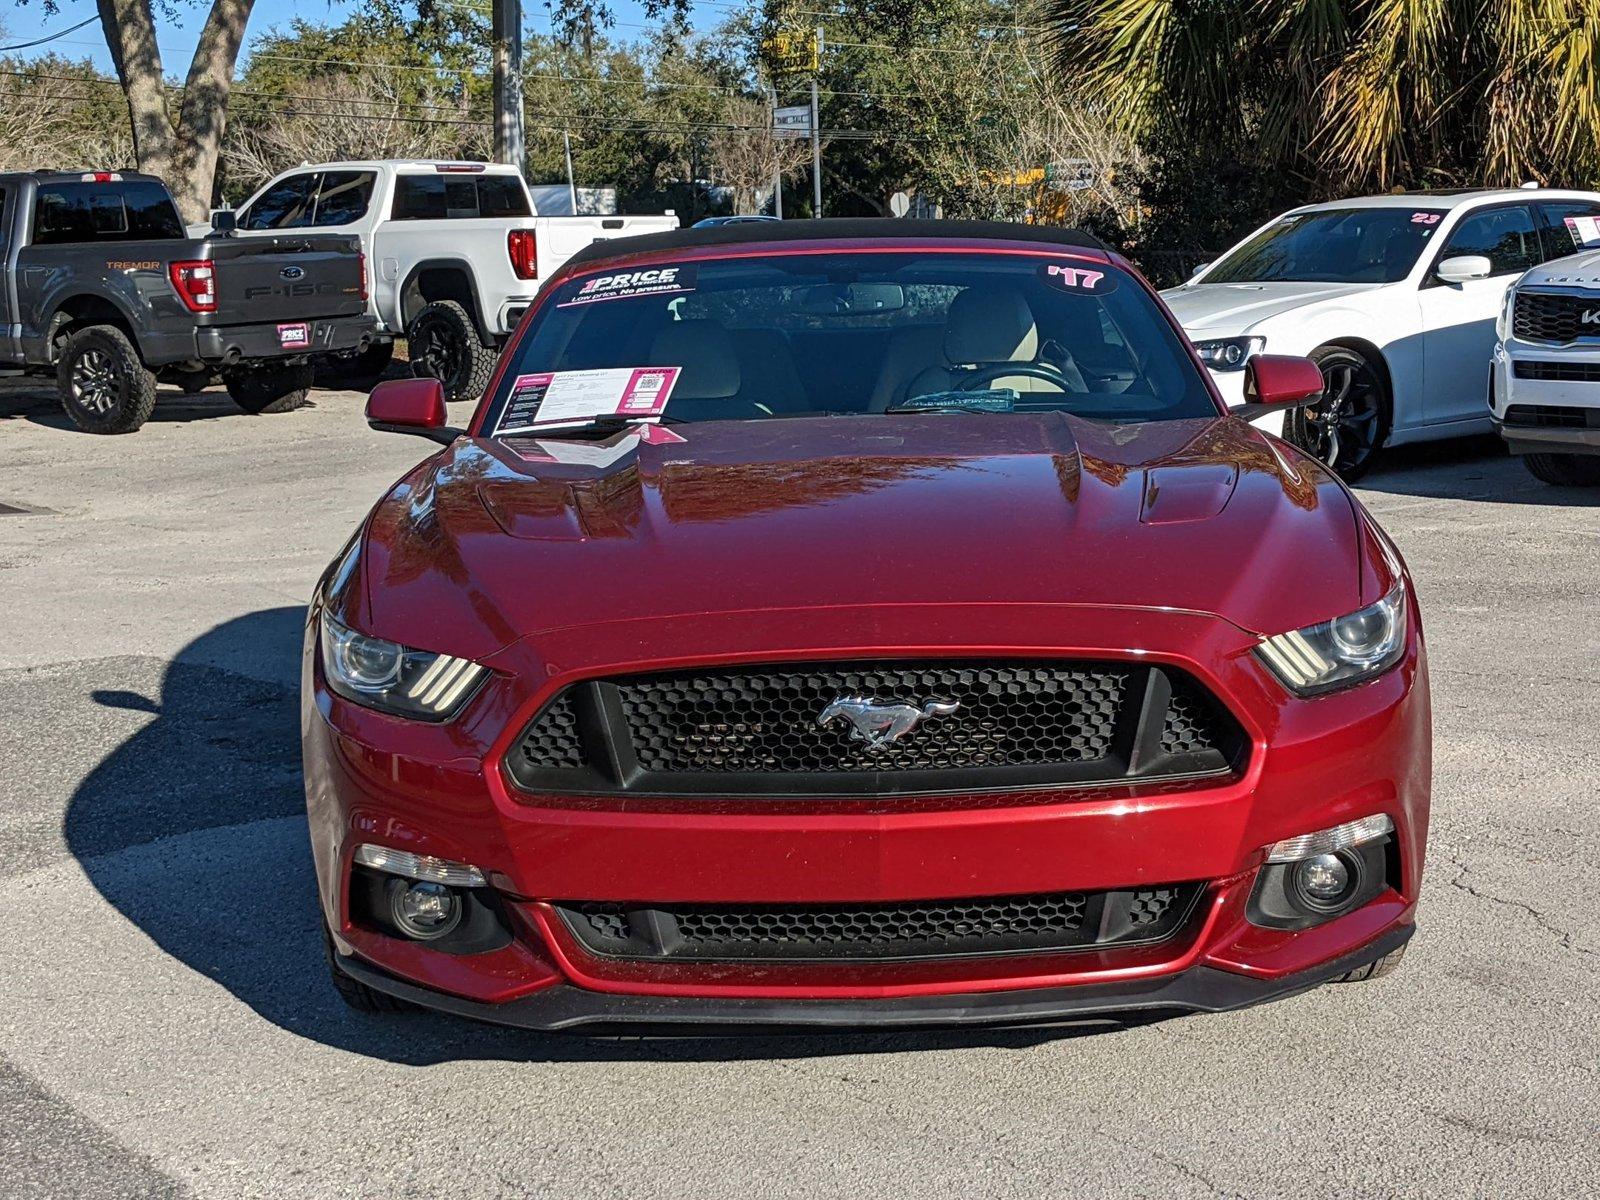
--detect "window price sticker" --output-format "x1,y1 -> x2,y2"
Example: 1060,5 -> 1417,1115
496,366 -> 682,434
1565,215 -> 1600,249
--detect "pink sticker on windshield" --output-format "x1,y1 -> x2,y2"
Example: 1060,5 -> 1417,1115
1410,212 -> 1441,224
1039,261 -> 1116,293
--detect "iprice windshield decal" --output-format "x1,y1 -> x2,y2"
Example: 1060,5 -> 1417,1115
557,264 -> 698,306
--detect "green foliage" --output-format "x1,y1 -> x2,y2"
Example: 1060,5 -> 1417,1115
1048,0 -> 1600,215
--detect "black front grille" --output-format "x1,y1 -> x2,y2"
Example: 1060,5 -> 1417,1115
1513,292 -> 1600,344
1511,360 -> 1600,384
1503,402 -> 1600,429
507,660 -> 1246,797
555,884 -> 1203,962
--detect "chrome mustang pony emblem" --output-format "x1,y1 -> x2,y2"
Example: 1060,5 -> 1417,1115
817,696 -> 961,751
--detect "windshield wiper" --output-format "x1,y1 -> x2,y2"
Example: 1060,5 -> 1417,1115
885,398 -> 1016,415
520,413 -> 688,439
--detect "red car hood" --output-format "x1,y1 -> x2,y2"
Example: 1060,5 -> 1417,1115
352,413 -> 1364,660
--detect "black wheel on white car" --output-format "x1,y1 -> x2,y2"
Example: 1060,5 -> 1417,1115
223,361 -> 314,414
407,299 -> 497,401
1524,453 -> 1600,486
56,324 -> 159,434
1286,346 -> 1391,482
315,340 -> 394,392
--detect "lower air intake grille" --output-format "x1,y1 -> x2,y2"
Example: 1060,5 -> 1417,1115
1511,361 -> 1600,384
555,884 -> 1203,962
508,659 -> 1246,797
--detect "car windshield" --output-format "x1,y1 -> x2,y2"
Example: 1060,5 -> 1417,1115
482,250 -> 1217,435
1203,207 -> 1448,284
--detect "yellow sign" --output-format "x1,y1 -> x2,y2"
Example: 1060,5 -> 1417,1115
764,29 -> 818,75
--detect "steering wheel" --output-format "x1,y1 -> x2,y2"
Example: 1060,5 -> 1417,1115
954,361 -> 1072,392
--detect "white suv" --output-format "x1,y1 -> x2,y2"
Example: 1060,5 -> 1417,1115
223,161 -> 678,399
1492,247 -> 1600,486
1162,187 -> 1600,479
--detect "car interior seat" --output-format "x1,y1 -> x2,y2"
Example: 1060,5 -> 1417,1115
871,285 -> 1089,409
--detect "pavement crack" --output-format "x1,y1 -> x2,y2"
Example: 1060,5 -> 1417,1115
1448,856 -> 1598,958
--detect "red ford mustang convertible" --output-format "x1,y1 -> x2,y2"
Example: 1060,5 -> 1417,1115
305,220 -> 1430,1029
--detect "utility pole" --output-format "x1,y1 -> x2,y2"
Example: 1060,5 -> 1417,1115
492,0 -> 525,170
810,27 -> 823,218
768,79 -> 783,219
563,131 -> 578,212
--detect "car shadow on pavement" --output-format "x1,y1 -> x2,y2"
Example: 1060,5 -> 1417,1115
63,607 -> 1166,1066
1355,433 -> 1600,506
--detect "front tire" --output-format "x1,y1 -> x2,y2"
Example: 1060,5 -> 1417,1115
1285,346 -> 1391,482
406,299 -> 496,401
324,926 -> 412,1014
1524,452 -> 1600,486
1334,943 -> 1407,983
224,361 -> 314,414
56,325 -> 159,434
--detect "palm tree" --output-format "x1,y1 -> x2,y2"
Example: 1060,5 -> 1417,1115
1042,0 -> 1600,191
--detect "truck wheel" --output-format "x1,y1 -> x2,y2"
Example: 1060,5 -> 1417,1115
1524,453 -> 1600,486
407,300 -> 496,401
56,325 -> 159,434
315,341 -> 394,392
224,362 -> 314,414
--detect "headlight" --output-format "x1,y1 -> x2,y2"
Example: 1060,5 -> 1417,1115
1255,581 -> 1408,696
1193,335 -> 1266,371
319,614 -> 487,720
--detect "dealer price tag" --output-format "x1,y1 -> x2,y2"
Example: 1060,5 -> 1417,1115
1565,215 -> 1600,249
496,366 -> 682,434
277,322 -> 310,349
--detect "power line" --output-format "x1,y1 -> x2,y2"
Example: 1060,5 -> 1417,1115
0,15 -> 100,52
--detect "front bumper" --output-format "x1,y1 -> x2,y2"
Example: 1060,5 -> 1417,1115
1493,338 -> 1600,456
331,920 -> 1413,1030
304,601 -> 1430,1026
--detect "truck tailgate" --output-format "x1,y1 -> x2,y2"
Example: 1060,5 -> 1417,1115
535,215 -> 680,267
203,234 -> 365,325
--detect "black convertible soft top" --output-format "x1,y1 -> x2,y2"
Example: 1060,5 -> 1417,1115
564,218 -> 1108,270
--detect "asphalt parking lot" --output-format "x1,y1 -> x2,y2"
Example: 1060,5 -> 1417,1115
2,379 -> 1598,1200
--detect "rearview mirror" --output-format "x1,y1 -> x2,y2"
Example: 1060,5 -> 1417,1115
1435,255 -> 1492,284
797,282 -> 905,316
366,377 -> 462,445
1231,354 -> 1323,421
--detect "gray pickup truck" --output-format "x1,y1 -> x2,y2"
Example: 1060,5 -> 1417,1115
0,170 -> 378,432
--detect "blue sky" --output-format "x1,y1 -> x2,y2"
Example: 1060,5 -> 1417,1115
6,0 -> 711,75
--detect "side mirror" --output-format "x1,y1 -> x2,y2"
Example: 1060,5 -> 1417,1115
1231,354 -> 1323,421
210,209 -> 237,234
1189,261 -> 1210,280
366,377 -> 463,445
1435,254 -> 1492,284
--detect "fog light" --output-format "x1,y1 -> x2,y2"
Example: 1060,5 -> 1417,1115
388,879 -> 462,940
1294,852 -> 1357,910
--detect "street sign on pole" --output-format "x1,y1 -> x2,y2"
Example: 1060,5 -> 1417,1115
1045,159 -> 1098,191
773,105 -> 812,138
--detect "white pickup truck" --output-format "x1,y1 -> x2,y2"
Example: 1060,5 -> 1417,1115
218,160 -> 678,398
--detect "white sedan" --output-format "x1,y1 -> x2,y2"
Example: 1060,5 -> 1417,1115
1161,187 -> 1600,478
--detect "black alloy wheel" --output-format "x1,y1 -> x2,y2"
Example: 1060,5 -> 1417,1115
406,299 -> 496,401
1286,347 -> 1391,482
56,325 -> 160,434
